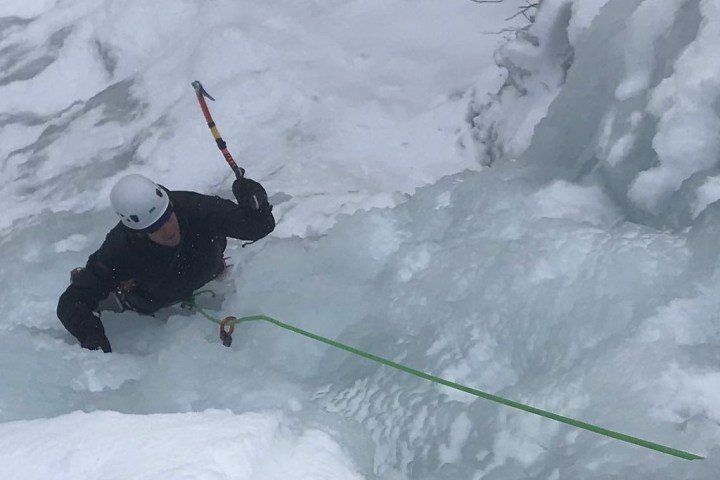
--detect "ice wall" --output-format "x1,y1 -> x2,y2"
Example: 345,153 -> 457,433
3,0 -> 720,479
471,0 -> 720,229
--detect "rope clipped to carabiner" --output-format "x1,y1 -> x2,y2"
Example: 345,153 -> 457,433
182,290 -> 236,346
183,290 -> 704,461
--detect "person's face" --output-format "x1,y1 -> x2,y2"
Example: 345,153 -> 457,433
147,212 -> 181,247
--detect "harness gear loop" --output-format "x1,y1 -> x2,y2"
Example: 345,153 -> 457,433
114,279 -> 137,310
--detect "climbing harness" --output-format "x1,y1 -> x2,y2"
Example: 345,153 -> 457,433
112,279 -> 138,312
70,267 -> 136,313
183,290 -> 704,461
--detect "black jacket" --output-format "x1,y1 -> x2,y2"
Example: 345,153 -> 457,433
57,189 -> 275,345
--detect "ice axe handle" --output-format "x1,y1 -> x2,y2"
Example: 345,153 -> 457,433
191,80 -> 245,180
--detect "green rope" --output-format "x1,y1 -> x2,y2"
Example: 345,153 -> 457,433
185,294 -> 703,461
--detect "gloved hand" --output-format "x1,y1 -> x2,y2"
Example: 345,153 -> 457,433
232,177 -> 270,212
81,329 -> 112,353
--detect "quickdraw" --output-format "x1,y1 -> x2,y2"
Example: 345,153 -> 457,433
219,316 -> 236,347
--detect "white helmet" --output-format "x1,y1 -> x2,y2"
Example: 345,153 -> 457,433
110,174 -> 171,231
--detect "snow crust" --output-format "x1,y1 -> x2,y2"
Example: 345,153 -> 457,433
0,410 -> 363,480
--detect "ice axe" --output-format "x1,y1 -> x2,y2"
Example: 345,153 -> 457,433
191,80 -> 245,180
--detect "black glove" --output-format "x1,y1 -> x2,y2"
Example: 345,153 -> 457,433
81,328 -> 112,353
232,177 -> 270,212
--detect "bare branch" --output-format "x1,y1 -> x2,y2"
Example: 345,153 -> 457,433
470,0 -> 544,24
480,27 -> 523,36
505,1 -> 541,22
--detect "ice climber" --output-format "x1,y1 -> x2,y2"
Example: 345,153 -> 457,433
57,173 -> 275,353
